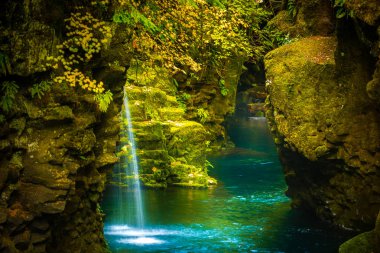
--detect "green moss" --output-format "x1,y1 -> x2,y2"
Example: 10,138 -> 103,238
339,231 -> 375,253
345,0 -> 380,25
43,106 -> 74,121
265,36 -> 337,161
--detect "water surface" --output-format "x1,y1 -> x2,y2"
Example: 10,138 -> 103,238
102,117 -> 352,252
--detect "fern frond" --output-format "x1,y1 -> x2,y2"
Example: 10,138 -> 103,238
95,90 -> 113,112
1,81 -> 19,112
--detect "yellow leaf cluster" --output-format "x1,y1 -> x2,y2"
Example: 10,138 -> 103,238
91,0 -> 109,6
54,69 -> 105,93
44,11 -> 112,94
120,0 -> 257,79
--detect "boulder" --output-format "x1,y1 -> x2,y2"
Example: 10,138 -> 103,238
265,36 -> 380,229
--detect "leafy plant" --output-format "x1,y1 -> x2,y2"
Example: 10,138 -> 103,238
31,80 -> 52,99
1,81 -> 19,112
113,0 -> 278,80
334,0 -> 354,19
287,0 -> 297,19
205,159 -> 214,169
0,52 -> 10,76
113,10 -> 133,24
177,92 -> 191,111
196,108 -> 209,123
113,7 -> 159,35
0,114 -> 5,124
218,79 -> 229,97
95,90 -> 113,112
172,78 -> 179,88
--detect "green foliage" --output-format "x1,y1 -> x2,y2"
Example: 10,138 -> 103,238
113,11 -> 132,24
177,92 -> 191,111
287,0 -> 297,19
207,0 -> 226,9
0,52 -> 10,76
113,7 -> 159,35
218,79 -> 228,96
179,0 -> 198,8
114,0 -> 279,80
31,80 -> 52,99
196,108 -> 209,123
0,114 -> 5,124
95,90 -> 113,112
1,81 -> 19,113
172,78 -> 179,88
334,0 -> 354,18
205,159 -> 214,169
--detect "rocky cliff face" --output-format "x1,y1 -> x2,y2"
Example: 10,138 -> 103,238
265,1 -> 380,231
0,0 -> 126,252
0,85 -> 122,253
0,0 -> 241,251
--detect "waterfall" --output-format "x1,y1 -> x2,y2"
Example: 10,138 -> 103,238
122,87 -> 144,228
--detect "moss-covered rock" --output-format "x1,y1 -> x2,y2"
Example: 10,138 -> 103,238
269,0 -> 335,38
121,62 -> 216,188
0,1 -> 126,252
265,36 -> 380,230
339,211 -> 380,253
345,0 -> 380,26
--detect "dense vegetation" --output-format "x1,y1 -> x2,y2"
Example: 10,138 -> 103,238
0,0 -> 287,120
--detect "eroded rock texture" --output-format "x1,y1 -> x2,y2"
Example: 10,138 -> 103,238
265,0 -> 380,232
0,0 -> 125,252
265,33 -> 380,230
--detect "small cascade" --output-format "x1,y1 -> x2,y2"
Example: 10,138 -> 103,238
122,89 -> 144,228
104,88 -> 174,246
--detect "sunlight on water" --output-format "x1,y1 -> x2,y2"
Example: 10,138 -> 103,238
102,117 -> 353,252
117,237 -> 165,245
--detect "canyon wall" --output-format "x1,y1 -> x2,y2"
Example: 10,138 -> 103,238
265,0 -> 380,235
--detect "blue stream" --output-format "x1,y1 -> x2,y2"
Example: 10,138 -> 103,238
102,117 -> 353,252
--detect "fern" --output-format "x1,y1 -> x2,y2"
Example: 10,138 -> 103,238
31,80 -> 52,99
114,7 -> 160,35
172,78 -> 179,87
132,7 -> 160,34
113,11 -> 134,24
1,81 -> 19,112
205,159 -> 214,169
0,52 -> 9,76
287,0 -> 297,19
197,108 -> 209,123
95,90 -> 113,112
334,0 -> 353,19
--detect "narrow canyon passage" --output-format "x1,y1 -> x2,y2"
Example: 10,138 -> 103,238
101,116 -> 353,252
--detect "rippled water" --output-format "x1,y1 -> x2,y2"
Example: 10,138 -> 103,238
102,117 -> 353,252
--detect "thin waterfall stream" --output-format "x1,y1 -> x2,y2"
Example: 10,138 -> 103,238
123,91 -> 144,229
